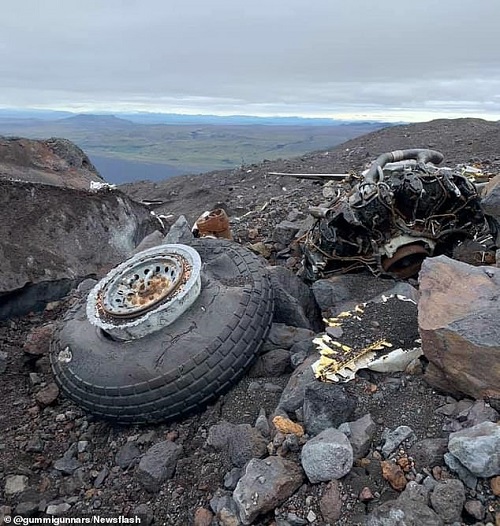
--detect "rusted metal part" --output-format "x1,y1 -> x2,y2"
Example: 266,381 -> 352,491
269,172 -> 350,180
193,208 -> 232,240
381,244 -> 431,279
298,150 -> 497,281
87,244 -> 202,341
98,254 -> 187,319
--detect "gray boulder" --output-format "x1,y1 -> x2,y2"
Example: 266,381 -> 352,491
207,421 -> 267,468
0,179 -> 158,318
262,323 -> 314,353
429,479 -> 465,524
272,220 -> 300,246
338,414 -> 376,460
163,215 -> 194,244
137,441 -> 183,492
366,498 -> 443,526
408,438 -> 448,470
248,349 -> 291,378
115,442 -> 141,469
277,355 -> 317,414
233,457 -> 304,525
382,426 -> 416,458
447,421 -> 500,477
443,453 -> 477,489
303,382 -> 357,436
481,173 -> 500,225
301,428 -> 353,483
268,266 -> 321,330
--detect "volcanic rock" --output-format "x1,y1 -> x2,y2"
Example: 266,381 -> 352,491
0,179 -> 158,318
233,457 -> 304,525
0,136 -> 103,189
301,428 -> 353,483
418,256 -> 500,404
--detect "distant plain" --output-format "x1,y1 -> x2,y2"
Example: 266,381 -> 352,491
0,112 -> 387,183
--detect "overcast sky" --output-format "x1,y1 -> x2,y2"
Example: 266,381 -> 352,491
1,0 -> 499,121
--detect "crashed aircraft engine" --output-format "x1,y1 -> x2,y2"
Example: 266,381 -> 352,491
300,149 -> 497,280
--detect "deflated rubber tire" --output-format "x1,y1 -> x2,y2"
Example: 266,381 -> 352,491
49,239 -> 274,424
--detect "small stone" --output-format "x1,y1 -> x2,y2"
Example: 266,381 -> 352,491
273,220 -> 300,246
137,441 -> 183,492
381,425 -> 416,458
26,436 -> 44,453
46,503 -> 71,515
224,467 -> 242,490
194,507 -> 214,526
164,215 -> 193,244
136,431 -> 157,445
249,348 -> 290,377
54,455 -> 81,475
207,421 -> 267,468
166,430 -> 178,442
408,438 -> 448,469
301,428 -> 353,483
448,421 -> 500,477
94,466 -> 109,488
359,487 -> 374,501
4,475 -> 28,496
248,381 -> 261,392
366,499 -> 442,526
255,409 -> 270,438
233,457 -> 304,525
303,382 -> 357,436
429,479 -> 465,523
460,400 -> 499,428
491,476 -> 500,496
319,480 -> 342,524
0,351 -> 7,373
278,355 -> 317,413
338,413 -> 376,460
282,433 -> 300,454
29,372 -> 41,385
115,442 -> 141,469
23,324 -> 55,356
444,452 -> 477,489
306,510 -> 316,523
381,461 -> 407,491
272,416 -> 304,436
398,480 -> 430,505
464,499 -> 485,521
77,440 -> 89,453
249,242 -> 271,258
264,382 -> 283,393
35,382 -> 59,406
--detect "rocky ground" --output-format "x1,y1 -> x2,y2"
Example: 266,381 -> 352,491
2,118 -> 500,525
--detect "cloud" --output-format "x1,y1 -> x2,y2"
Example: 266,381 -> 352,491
1,0 -> 499,120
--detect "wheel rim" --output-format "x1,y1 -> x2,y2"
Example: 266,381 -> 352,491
87,244 -> 202,340
100,254 -> 186,318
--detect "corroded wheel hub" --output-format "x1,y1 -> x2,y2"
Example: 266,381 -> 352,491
100,254 -> 186,318
87,244 -> 202,340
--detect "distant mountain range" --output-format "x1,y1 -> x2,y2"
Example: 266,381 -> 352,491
0,109 -> 392,183
0,108 -> 391,126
